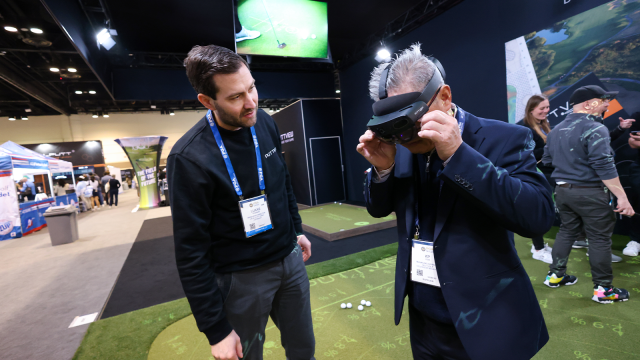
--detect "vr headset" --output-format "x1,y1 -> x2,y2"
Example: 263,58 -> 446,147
367,57 -> 446,144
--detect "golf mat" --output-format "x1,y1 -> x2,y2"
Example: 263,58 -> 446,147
73,231 -> 640,360
299,203 -> 396,241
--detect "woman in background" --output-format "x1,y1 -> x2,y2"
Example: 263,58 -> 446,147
520,94 -> 553,264
89,175 -> 101,210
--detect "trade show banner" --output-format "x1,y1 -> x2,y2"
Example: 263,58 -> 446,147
0,154 -> 22,241
19,198 -> 53,236
55,193 -> 80,210
115,136 -> 168,209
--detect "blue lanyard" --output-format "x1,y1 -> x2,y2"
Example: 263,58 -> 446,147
207,110 -> 265,199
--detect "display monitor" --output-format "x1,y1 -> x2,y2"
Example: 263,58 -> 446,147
235,0 -> 328,59
504,0 -> 640,126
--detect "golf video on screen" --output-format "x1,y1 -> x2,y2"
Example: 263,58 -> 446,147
235,0 -> 328,59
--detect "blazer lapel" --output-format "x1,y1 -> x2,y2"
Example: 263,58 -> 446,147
433,107 -> 485,242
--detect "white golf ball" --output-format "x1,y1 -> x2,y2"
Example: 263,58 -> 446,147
340,303 -> 346,309
361,300 -> 366,305
311,34 -> 316,39
346,303 -> 352,309
358,305 -> 364,311
366,301 -> 371,307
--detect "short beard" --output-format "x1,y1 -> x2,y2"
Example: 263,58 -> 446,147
214,101 -> 256,129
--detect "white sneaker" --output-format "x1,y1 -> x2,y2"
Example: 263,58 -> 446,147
532,249 -> 553,264
108,205 -> 112,209
623,241 -> 640,256
235,26 -> 261,42
543,243 -> 553,253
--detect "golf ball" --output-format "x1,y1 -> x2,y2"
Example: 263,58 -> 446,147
358,305 -> 364,311
311,34 -> 316,39
361,300 -> 366,305
341,303 -> 346,309
366,301 -> 371,307
346,303 -> 352,309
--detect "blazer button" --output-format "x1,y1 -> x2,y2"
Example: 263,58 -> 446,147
468,185 -> 473,191
455,175 -> 461,181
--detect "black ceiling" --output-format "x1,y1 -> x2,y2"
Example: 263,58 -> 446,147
0,0 -> 462,117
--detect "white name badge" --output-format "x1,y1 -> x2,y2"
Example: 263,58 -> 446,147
411,239 -> 441,287
239,194 -> 273,238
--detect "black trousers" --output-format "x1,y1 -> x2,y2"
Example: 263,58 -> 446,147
532,167 -> 556,250
549,186 -> 615,287
108,190 -> 118,206
408,302 -> 471,360
628,163 -> 640,242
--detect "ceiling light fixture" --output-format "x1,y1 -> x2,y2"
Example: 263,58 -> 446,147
9,116 -> 16,121
67,67 -> 77,72
30,28 -> 43,34
25,108 -> 32,113
169,110 -> 175,116
75,90 -> 82,94
4,26 -> 18,32
103,112 -> 109,118
336,90 -> 341,93
375,48 -> 391,63
50,67 -> 59,72
89,90 -> 96,94
92,112 -> 98,118
96,28 -> 117,50
21,116 -> 28,120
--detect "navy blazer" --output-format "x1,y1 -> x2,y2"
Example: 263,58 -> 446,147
365,106 -> 554,360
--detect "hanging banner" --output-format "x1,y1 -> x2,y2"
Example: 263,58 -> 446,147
0,154 -> 22,241
11,157 -> 49,170
114,136 -> 168,209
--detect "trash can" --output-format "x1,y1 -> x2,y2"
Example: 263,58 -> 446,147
44,205 -> 79,246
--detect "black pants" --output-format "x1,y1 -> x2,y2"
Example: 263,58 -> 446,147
549,186 -> 615,287
108,190 -> 118,206
408,302 -> 470,359
215,246 -> 315,360
532,167 -> 556,250
628,163 -> 640,242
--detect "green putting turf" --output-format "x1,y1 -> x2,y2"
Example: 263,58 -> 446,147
73,229 -> 640,360
236,0 -> 328,58
298,203 -> 396,233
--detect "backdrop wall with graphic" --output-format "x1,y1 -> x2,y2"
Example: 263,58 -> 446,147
22,141 -> 107,176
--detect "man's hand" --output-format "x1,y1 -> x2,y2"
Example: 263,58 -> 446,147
356,130 -> 396,171
297,235 -> 312,262
615,198 -> 635,217
629,133 -> 640,149
211,330 -> 243,360
417,110 -> 463,160
619,117 -> 635,129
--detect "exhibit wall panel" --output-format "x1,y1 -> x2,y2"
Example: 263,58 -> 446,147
339,0 -> 610,204
0,112 -> 203,169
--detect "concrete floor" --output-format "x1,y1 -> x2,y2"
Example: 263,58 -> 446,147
0,190 -> 171,360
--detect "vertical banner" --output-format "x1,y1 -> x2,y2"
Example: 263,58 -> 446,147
0,154 -> 22,240
114,136 -> 168,209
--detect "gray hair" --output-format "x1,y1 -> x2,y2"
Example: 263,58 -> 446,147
368,43 -> 437,101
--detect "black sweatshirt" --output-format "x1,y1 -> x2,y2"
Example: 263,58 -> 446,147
167,109 -> 303,345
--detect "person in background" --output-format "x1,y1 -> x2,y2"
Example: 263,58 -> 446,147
54,179 -> 69,196
19,176 -> 36,201
520,94 -> 554,264
89,175 -> 101,211
108,176 -> 121,208
542,85 -> 634,303
624,112 -> 640,257
75,176 -> 91,211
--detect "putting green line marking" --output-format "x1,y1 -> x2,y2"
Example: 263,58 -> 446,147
312,280 -> 396,313
542,307 -> 640,326
187,336 -> 205,360
356,344 -> 379,360
555,336 -> 640,356
314,308 -> 339,333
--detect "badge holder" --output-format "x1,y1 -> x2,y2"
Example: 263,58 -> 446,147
410,226 -> 441,287
238,192 -> 274,238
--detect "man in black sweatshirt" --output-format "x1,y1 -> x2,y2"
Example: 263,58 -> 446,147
168,45 -> 315,360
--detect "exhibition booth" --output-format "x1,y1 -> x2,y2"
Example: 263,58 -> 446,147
0,141 -> 78,240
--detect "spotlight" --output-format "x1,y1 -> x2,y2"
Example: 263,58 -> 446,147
92,112 -> 98,118
336,90 -> 341,94
75,90 -> 82,94
96,28 -> 116,50
89,90 -> 96,94
103,112 -> 109,118
9,116 -> 16,121
375,48 -> 391,63
67,68 -> 77,73
21,116 -> 28,120
150,105 -> 156,109
169,110 -> 175,116
50,67 -> 60,72
4,26 -> 18,32
30,28 -> 43,34
25,108 -> 32,113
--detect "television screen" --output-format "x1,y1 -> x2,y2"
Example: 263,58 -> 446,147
235,0 -> 328,59
504,0 -> 640,126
